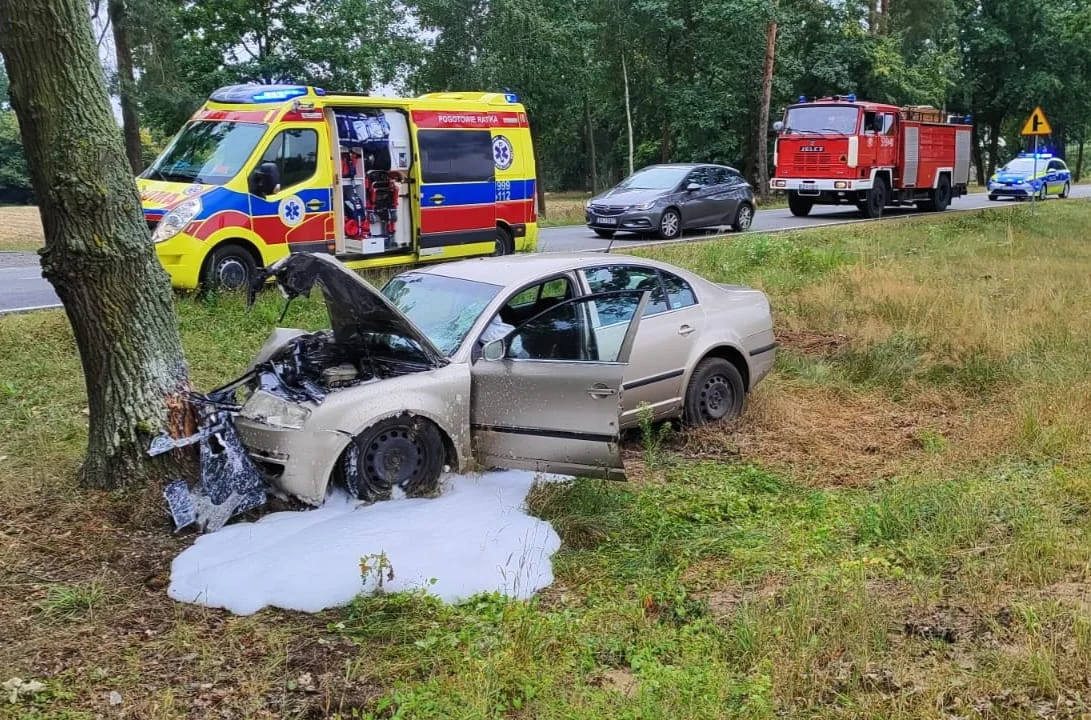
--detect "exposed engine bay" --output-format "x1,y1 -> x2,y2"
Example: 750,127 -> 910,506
151,253 -> 449,534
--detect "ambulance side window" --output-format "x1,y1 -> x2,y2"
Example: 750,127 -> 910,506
418,130 -> 494,183
260,129 -> 318,191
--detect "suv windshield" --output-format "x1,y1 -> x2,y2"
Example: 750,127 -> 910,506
783,106 -> 860,135
618,166 -> 689,190
143,121 -> 267,185
381,272 -> 502,355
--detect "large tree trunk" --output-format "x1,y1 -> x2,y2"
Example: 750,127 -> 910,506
972,118 -> 985,185
987,118 -> 1001,176
109,0 -> 143,173
1076,138 -> 1085,182
868,0 -> 878,33
0,0 -> 193,490
756,19 -> 778,203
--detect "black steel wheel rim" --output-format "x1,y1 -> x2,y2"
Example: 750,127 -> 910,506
215,257 -> 248,290
365,427 -> 425,488
699,373 -> 733,420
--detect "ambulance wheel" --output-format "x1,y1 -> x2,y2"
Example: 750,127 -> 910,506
787,192 -> 813,217
593,229 -> 616,239
862,177 -> 888,219
492,225 -> 514,256
1060,181 -> 1070,199
203,243 -> 257,292
658,208 -> 682,240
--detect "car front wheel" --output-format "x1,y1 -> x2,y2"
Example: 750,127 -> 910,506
1061,181 -> 1071,199
336,416 -> 445,502
658,208 -> 682,240
683,357 -> 746,426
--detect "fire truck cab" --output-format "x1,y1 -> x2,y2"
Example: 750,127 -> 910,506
770,95 -> 972,219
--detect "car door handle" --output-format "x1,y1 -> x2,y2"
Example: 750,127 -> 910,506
586,384 -> 617,399
429,194 -> 445,205
678,324 -> 695,336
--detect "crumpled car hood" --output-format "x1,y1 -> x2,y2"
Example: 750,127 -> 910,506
252,253 -> 448,369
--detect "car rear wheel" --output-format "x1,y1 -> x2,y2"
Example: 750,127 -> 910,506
336,416 -> 445,502
732,202 -> 754,232
658,208 -> 682,240
1060,181 -> 1071,199
593,229 -> 616,239
787,192 -> 813,217
202,243 -> 257,293
683,357 -> 745,426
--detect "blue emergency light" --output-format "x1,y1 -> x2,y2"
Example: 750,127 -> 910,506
846,93 -> 856,103
504,93 -> 519,103
1018,151 -> 1053,159
210,84 -> 312,104
799,95 -> 807,103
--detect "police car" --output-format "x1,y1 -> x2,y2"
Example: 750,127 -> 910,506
987,152 -> 1072,201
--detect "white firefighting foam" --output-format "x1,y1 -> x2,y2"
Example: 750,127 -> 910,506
168,471 -> 565,615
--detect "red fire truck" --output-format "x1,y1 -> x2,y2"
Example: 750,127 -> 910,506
770,95 -> 973,219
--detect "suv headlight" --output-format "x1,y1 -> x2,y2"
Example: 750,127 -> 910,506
631,200 -> 655,211
152,197 -> 202,243
241,390 -> 312,429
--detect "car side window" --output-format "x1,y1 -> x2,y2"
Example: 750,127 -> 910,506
686,168 -> 712,187
710,167 -> 729,185
507,294 -> 641,362
260,129 -> 318,190
582,265 -> 669,315
495,275 -> 575,327
725,168 -> 745,186
660,271 -> 697,309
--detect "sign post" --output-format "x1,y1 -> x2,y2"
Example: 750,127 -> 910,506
1021,107 -> 1052,216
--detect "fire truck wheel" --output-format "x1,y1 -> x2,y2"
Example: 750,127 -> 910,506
593,229 -> 616,239
787,192 -> 813,217
658,208 -> 682,240
919,174 -> 951,212
733,202 -> 754,231
862,177 -> 888,219
492,225 -> 515,256
1061,182 -> 1071,199
203,243 -> 257,292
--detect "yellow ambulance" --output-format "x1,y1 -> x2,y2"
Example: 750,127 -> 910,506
138,85 -> 539,290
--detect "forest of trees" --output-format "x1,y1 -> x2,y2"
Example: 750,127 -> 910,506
2,0 -> 1090,197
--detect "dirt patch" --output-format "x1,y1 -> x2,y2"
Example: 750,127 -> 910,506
664,385 -> 969,486
596,668 -> 639,697
1039,581 -> 1091,614
776,330 -> 850,357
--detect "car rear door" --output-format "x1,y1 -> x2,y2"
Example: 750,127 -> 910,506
470,290 -> 648,479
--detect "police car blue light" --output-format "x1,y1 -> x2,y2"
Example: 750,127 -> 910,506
987,153 -> 1073,202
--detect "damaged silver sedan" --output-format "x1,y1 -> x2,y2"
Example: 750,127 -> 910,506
158,252 -> 775,532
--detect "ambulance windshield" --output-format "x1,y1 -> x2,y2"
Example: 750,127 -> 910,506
144,121 -> 267,186
783,106 -> 859,135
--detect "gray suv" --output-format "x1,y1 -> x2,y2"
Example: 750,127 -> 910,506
586,163 -> 755,240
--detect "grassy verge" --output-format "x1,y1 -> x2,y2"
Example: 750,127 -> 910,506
0,206 -> 45,251
3,200 -> 1091,718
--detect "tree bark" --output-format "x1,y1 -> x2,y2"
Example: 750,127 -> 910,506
585,96 -> 598,192
1076,138 -> 1085,182
868,0 -> 878,34
109,0 -> 143,173
987,118 -> 1001,176
757,18 -> 778,203
621,52 -> 634,177
972,120 -> 985,185
0,0 -> 193,490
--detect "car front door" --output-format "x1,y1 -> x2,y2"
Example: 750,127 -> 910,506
680,167 -> 716,228
470,290 -> 648,479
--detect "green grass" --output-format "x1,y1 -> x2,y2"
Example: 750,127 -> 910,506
4,200 -> 1091,717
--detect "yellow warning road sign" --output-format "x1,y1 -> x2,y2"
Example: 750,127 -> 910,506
1021,107 -> 1052,136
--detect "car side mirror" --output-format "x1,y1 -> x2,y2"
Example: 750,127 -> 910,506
773,120 -> 784,132
686,182 -> 700,192
482,338 -> 506,361
249,161 -> 280,197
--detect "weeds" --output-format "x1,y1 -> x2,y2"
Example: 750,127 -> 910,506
36,580 -> 109,621
637,403 -> 672,469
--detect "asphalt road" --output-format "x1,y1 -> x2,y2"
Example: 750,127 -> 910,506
2,188 -> 1088,315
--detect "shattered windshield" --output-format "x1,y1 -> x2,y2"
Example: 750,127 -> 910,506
783,106 -> 860,135
382,272 -> 502,355
143,121 -> 267,185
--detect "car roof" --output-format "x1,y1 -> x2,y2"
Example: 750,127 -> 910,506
405,252 -> 686,287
